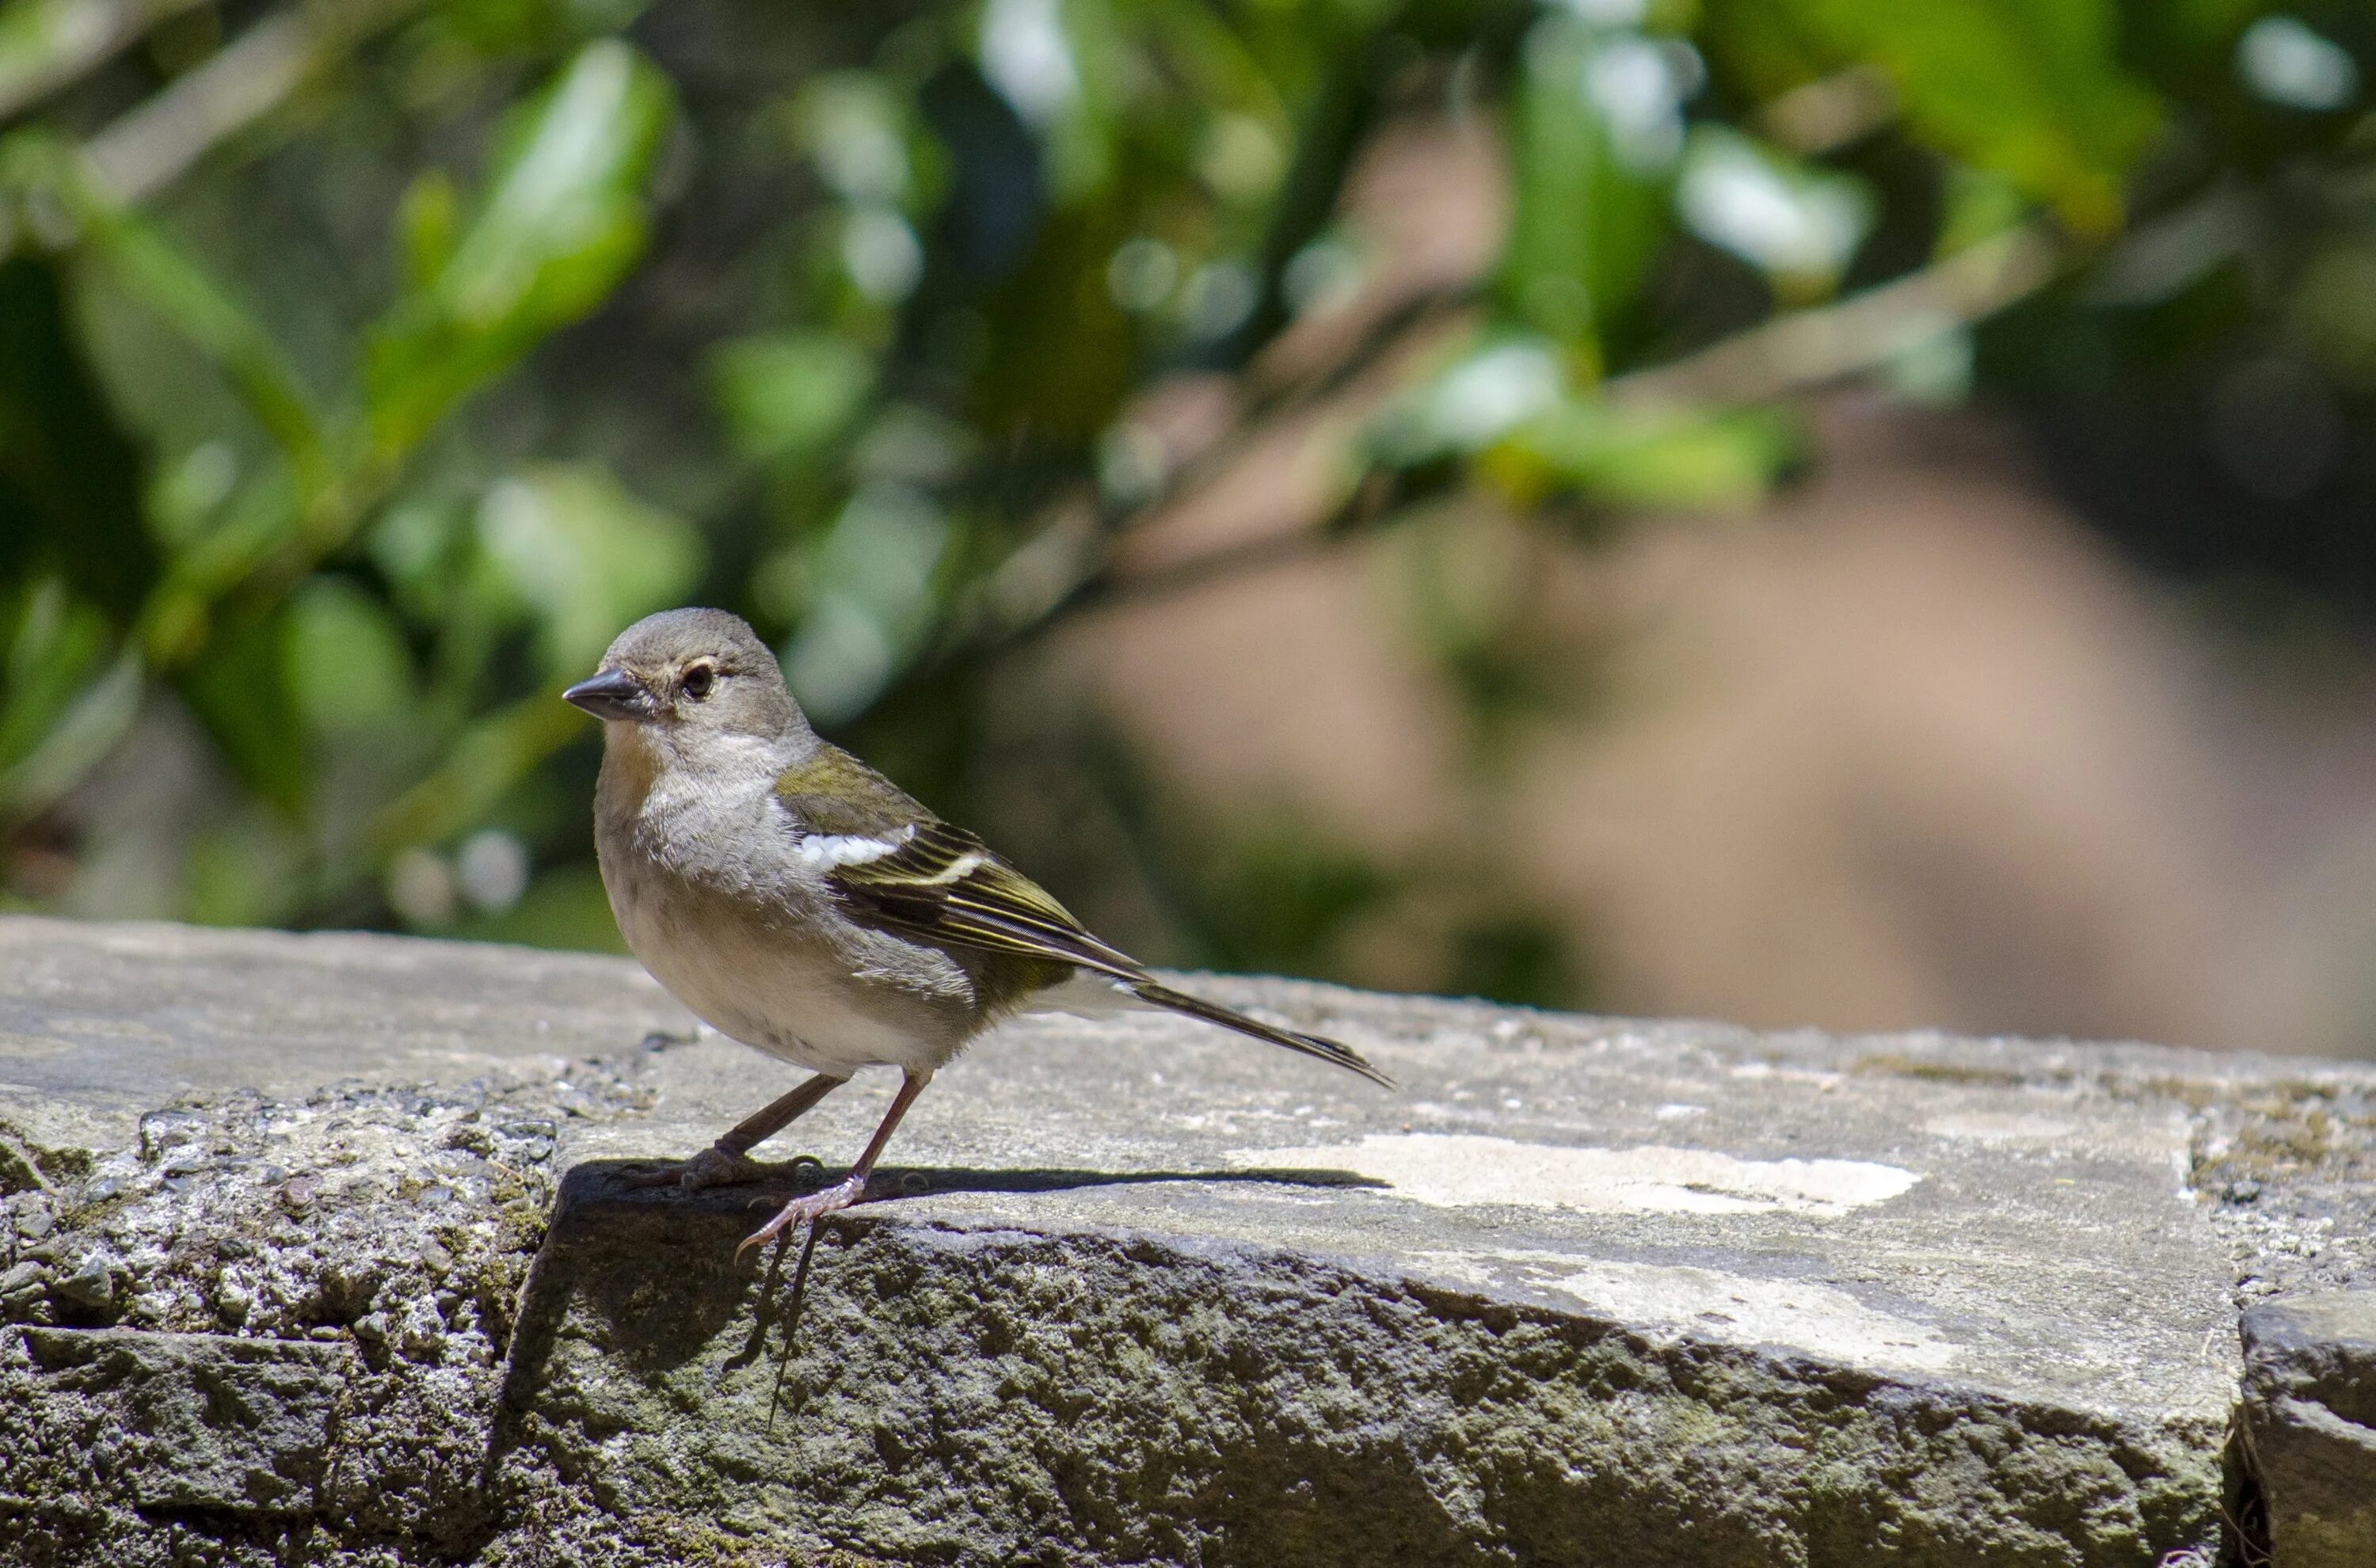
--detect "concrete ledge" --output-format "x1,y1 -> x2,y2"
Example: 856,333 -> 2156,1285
5,915 -> 2375,1564
498,1166 -> 2215,1566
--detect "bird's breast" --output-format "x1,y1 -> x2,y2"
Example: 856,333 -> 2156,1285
598,814 -> 980,1077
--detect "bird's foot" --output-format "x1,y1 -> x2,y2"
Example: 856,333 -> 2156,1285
623,1144 -> 775,1193
737,1174 -> 868,1261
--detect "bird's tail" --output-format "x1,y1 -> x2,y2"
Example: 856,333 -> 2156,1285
1129,980 -> 1394,1088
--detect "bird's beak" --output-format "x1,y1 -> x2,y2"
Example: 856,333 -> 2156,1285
562,668 -> 653,723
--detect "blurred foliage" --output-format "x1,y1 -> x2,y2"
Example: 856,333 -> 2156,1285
2,0 -> 2374,995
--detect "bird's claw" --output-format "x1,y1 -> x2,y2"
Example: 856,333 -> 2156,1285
622,1144 -> 772,1192
737,1174 -> 868,1261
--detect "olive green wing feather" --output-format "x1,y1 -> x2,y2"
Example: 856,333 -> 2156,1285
774,745 -> 938,839
775,746 -> 1392,1087
775,747 -> 1144,980
825,822 -> 1149,983
824,825 -> 1391,1085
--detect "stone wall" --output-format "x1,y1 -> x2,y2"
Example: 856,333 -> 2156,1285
2,916 -> 2371,1566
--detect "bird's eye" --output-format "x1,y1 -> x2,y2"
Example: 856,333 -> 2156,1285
682,663 -> 717,700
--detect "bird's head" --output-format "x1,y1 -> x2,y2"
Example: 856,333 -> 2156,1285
563,607 -> 804,745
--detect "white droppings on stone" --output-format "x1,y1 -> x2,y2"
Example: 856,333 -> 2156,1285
1923,1112 -> 2078,1144
1727,1060 -> 1843,1087
1554,1259 -> 1959,1371
1412,1250 -> 1959,1372
1232,1133 -> 1918,1216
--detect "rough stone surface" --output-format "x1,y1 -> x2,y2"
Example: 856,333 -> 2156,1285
2241,1290 -> 2376,1568
4,914 -> 2375,1565
14,1327 -> 352,1513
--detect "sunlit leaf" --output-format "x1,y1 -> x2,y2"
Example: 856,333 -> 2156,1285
1676,125 -> 1874,295
1498,14 -> 1686,358
1369,336 -> 1568,466
1486,400 -> 1803,511
1773,0 -> 2160,232
790,72 -> 914,205
367,40 -> 675,458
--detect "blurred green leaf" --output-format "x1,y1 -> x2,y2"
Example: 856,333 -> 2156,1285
0,578 -> 110,777
1488,399 -> 1803,510
1935,162 -> 2028,257
977,0 -> 1100,199
790,72 -> 916,206
1370,336 -> 1568,466
781,481 -> 949,724
174,606 -> 310,816
1775,0 -> 2160,232
367,39 -> 674,457
706,331 -> 875,465
395,169 -> 463,295
1675,124 -> 1874,295
422,0 -> 656,59
284,577 -> 417,735
969,203 -> 1140,437
0,254 -> 154,618
1498,15 -> 1682,358
69,203 -> 330,481
473,461 -> 704,676
0,642 -> 143,825
370,692 -> 584,860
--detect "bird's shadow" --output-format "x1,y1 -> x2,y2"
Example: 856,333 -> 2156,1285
580,1154 -> 1386,1209
509,1158 -> 1385,1375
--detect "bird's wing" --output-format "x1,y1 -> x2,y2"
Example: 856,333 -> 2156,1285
773,745 -> 939,839
828,823 -> 1149,982
774,748 -> 1148,981
775,746 -> 1391,1086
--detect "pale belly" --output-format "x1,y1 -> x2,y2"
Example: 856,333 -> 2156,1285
606,854 -> 974,1077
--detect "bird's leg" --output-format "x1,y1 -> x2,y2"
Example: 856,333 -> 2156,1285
737,1068 -> 932,1259
624,1071 -> 847,1191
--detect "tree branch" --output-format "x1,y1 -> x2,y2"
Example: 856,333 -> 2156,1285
0,0 -> 212,123
1608,223 -> 2060,410
949,225 -> 2066,660
82,0 -> 417,204
948,287 -> 1472,659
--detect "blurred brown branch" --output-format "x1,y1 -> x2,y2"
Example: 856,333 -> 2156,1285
955,288 -> 1473,657
0,0 -> 211,121
84,0 -> 418,202
1610,223 -> 2060,410
960,224 -> 2062,662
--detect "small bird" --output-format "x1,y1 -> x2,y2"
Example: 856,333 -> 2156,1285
564,607 -> 1388,1256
